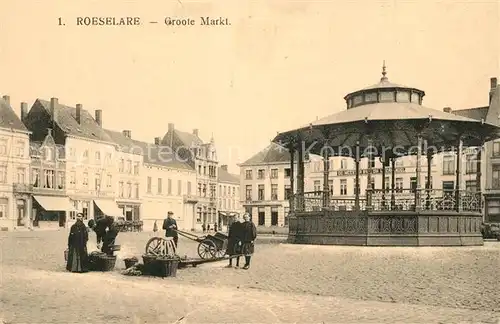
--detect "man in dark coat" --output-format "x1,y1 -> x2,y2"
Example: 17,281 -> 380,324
162,211 -> 178,247
66,213 -> 89,273
240,213 -> 257,270
225,214 -> 243,268
89,216 -> 119,256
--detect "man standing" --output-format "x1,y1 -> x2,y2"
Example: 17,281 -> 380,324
162,211 -> 179,247
225,214 -> 243,268
240,213 -> 257,270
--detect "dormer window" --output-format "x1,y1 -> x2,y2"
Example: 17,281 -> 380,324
45,147 -> 53,161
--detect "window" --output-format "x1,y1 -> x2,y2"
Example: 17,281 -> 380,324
270,168 -> 278,179
57,171 -> 65,189
369,178 -> 375,190
43,170 -> 55,188
258,207 -> 265,226
396,178 -> 403,192
245,185 -> 252,200
284,168 -> 291,178
83,172 -> 88,186
158,178 -> 163,194
257,169 -> 265,179
203,184 -> 207,197
271,184 -> 278,200
232,187 -> 235,197
396,91 -> 410,102
198,165 -> 201,174
0,139 -> 7,155
147,177 -> 152,193
395,159 -> 404,167
284,185 -> 292,200
127,182 -> 132,198
245,170 -> 252,180
95,151 -> 101,162
271,207 -> 278,226
425,176 -> 433,189
32,168 -> 40,187
95,173 -> 101,191
45,147 -> 53,161
492,164 -> 500,189
126,160 -> 132,174
379,91 -> 394,102
119,182 -> 124,197
70,171 -> 76,187
466,180 -> 477,192
466,154 -> 477,174
106,174 -> 112,188
493,141 -> 500,157
258,185 -> 265,200
486,200 -> 500,222
411,92 -> 420,103
16,168 -> 25,184
198,183 -> 202,196
442,181 -> 455,192
314,180 -> 321,193
223,186 -> 227,196
133,162 -> 139,175
83,150 -> 89,162
328,180 -> 333,195
443,155 -> 455,175
410,177 -> 417,192
105,152 -> 112,164
0,198 -> 8,218
187,181 -> 192,195
340,159 -> 347,169
119,159 -> 124,172
82,201 -> 89,220
177,180 -> 182,195
168,179 -> 172,195
384,176 -> 390,190
203,166 -> 206,175
340,179 -> 347,195
14,140 -> 25,157
365,92 -> 377,102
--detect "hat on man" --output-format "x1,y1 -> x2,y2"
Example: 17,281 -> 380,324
167,211 -> 174,215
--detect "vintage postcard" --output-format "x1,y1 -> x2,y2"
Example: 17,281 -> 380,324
0,1 -> 499,323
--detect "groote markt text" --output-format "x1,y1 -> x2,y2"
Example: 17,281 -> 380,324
59,16 -> 231,26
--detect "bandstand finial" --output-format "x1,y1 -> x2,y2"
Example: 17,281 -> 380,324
381,60 -> 388,81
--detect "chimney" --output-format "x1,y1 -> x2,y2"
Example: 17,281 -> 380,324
490,77 -> 498,103
75,104 -> 82,124
95,109 -> 102,126
20,102 -> 28,121
50,98 -> 58,125
443,107 -> 452,113
221,164 -> 228,171
122,130 -> 131,138
168,123 -> 174,132
193,128 -> 199,137
154,137 -> 161,145
2,95 -> 10,105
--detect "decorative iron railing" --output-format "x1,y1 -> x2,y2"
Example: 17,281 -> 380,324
292,188 -> 482,213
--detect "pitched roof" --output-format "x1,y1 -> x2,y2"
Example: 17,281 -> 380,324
162,128 -> 204,148
0,97 -> 28,132
240,142 -> 297,166
218,167 -> 239,184
104,129 -> 140,154
37,99 -> 113,143
130,139 -> 194,171
452,106 -> 489,121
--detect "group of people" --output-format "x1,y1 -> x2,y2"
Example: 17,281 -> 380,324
225,213 -> 257,270
66,213 -> 119,273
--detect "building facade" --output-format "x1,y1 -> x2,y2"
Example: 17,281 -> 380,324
0,95 -> 32,231
217,164 -> 240,229
162,124 -> 218,229
239,142 -> 314,227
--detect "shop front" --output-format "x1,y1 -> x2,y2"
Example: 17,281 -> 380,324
32,195 -> 77,229
93,199 -> 124,220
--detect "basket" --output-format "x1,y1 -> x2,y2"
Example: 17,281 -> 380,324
156,257 -> 179,278
142,254 -> 158,275
89,253 -> 117,271
124,258 -> 138,269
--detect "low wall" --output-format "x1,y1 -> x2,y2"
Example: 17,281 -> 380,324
288,210 -> 483,246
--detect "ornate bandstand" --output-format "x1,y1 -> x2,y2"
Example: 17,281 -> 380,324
273,64 -> 500,246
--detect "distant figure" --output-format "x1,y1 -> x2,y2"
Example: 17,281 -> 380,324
162,211 -> 178,247
225,214 -> 243,268
207,224 -> 211,232
202,223 -> 206,233
66,213 -> 89,273
153,220 -> 158,233
240,213 -> 257,270
214,223 -> 218,232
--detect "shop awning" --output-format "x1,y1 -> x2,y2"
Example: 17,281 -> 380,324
33,196 -> 77,212
93,199 -> 123,218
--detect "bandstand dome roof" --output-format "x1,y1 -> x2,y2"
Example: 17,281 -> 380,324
273,62 -> 500,158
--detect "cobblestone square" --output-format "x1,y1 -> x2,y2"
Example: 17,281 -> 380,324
1,231 -> 499,323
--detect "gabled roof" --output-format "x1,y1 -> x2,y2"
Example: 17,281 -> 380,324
0,97 -> 28,132
240,142 -> 297,166
162,128 -> 203,148
104,129 -> 140,154
452,106 -> 489,121
130,139 -> 194,171
30,133 -> 65,159
36,99 -> 113,143
218,167 -> 239,184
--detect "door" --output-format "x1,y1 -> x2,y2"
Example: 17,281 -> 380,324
59,211 -> 66,227
16,199 -> 25,226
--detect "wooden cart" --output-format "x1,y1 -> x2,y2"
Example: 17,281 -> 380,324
176,230 -> 228,259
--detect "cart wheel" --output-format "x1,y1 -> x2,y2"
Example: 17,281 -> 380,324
197,239 -> 216,259
145,237 -> 167,256
213,247 -> 226,259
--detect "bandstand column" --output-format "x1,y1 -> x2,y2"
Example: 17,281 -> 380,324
426,150 -> 433,209
322,148 -> 330,208
476,143 -> 482,192
288,145 -> 295,212
391,158 -> 396,209
297,141 -> 305,211
381,157 -> 386,208
355,142 -> 361,210
455,138 -> 463,212
366,138 -> 373,210
414,135 -> 423,211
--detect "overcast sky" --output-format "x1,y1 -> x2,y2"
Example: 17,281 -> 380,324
1,0 -> 498,173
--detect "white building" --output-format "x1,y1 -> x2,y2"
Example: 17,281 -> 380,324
217,164 -> 240,229
0,95 -> 32,231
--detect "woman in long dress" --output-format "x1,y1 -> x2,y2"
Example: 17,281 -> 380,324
66,213 -> 89,273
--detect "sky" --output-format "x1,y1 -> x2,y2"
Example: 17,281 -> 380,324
0,0 -> 499,174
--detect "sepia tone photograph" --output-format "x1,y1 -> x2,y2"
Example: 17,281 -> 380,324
0,1 -> 499,323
